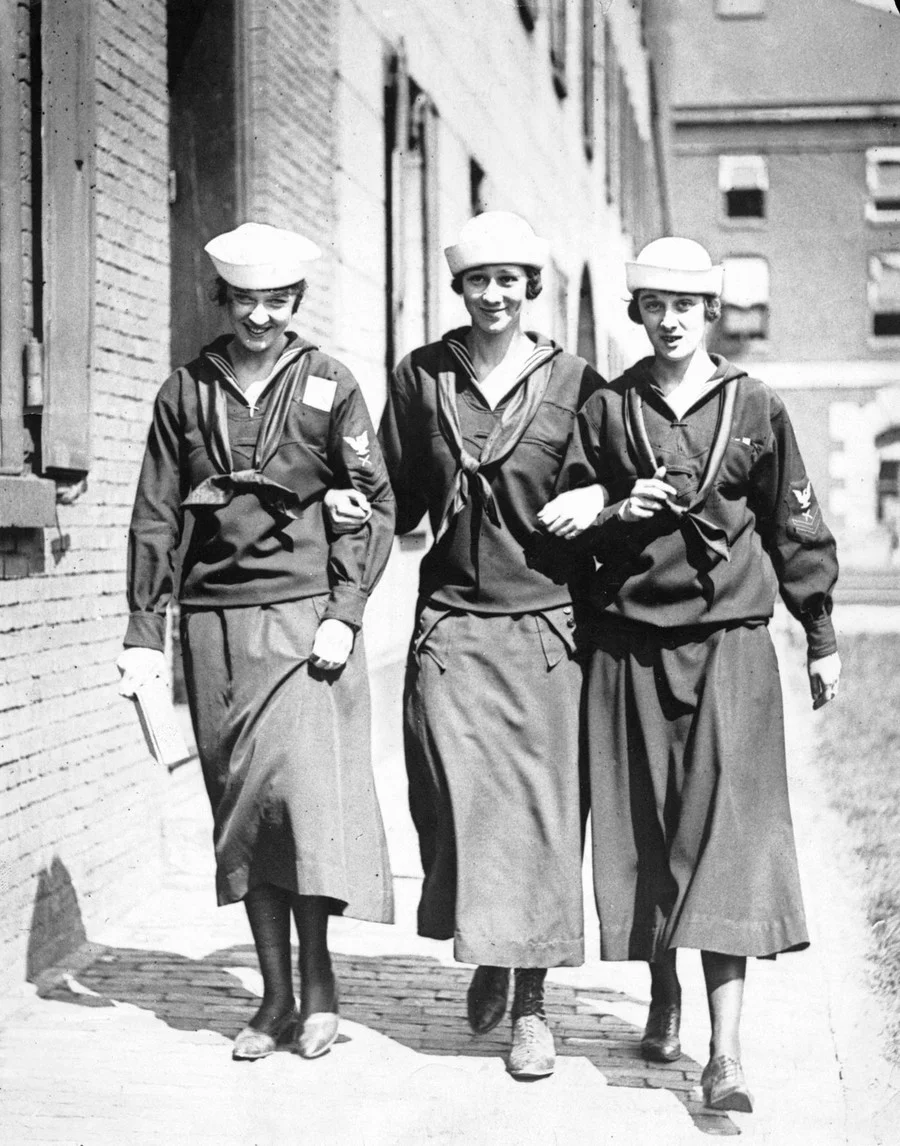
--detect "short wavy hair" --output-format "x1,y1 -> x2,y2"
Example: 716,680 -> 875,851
451,266 -> 543,300
210,275 -> 307,314
627,291 -> 721,324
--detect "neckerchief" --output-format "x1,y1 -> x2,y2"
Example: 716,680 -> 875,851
433,331 -> 559,543
182,340 -> 315,520
624,373 -> 738,563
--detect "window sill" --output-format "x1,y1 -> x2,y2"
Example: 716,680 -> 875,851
868,336 -> 900,352
719,216 -> 767,229
0,475 -> 57,528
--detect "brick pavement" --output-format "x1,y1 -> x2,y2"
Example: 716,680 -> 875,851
0,619 -> 898,1145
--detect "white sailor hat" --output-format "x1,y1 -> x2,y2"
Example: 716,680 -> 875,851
444,211 -> 549,276
625,237 -> 723,296
204,222 -> 322,289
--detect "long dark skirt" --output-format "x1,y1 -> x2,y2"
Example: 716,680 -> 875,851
181,598 -> 394,923
404,605 -> 586,968
585,621 -> 808,961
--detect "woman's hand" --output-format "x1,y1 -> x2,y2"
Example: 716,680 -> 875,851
537,485 -> 608,539
809,650 -> 841,710
310,619 -> 355,671
618,466 -> 677,523
323,488 -> 372,535
116,647 -> 167,697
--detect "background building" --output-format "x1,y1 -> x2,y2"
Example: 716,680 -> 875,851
649,0 -> 900,580
0,0 -> 667,990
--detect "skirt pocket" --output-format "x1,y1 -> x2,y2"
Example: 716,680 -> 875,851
412,604 -> 455,672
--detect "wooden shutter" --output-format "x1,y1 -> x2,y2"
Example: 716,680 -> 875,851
41,0 -> 96,476
0,0 -> 25,475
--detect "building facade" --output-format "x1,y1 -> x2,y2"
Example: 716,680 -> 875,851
649,0 -> 900,575
0,0 -> 668,989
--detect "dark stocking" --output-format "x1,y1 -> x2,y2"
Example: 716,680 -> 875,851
649,948 -> 681,1008
291,894 -> 337,1018
243,883 -> 295,1031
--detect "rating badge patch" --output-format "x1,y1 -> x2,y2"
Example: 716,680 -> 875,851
787,478 -> 822,540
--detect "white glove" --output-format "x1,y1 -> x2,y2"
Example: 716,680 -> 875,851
309,619 -> 354,671
116,647 -> 167,698
809,650 -> 841,711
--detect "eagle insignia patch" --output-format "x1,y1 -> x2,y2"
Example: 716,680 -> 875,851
343,429 -> 372,468
788,477 -> 821,540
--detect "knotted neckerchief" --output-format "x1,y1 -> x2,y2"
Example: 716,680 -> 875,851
182,343 -> 315,520
624,374 -> 738,564
433,333 -> 559,543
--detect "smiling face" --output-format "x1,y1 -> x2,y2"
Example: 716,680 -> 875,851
637,290 -> 708,363
461,264 -> 529,336
225,285 -> 298,357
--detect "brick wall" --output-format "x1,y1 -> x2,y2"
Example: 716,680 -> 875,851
241,0 -> 337,348
0,0 -> 172,989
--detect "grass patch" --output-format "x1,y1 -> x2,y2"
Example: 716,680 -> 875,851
813,631 -> 900,1062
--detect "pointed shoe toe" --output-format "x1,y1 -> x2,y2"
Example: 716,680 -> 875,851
701,1054 -> 754,1113
232,1009 -> 296,1061
297,1012 -> 340,1059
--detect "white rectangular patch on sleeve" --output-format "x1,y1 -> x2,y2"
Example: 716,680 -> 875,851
303,375 -> 337,412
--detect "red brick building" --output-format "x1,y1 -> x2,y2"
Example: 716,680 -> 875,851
648,0 -> 900,579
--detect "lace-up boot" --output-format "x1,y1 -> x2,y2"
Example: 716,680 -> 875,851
507,969 -> 555,1078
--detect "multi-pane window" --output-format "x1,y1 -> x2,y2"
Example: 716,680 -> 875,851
866,148 -> 900,224
719,155 -> 768,220
868,252 -> 900,337
721,256 -> 770,340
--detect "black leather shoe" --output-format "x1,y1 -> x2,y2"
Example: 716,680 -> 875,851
466,966 -> 510,1034
640,1002 -> 682,1062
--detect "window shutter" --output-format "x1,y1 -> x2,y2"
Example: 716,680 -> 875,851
41,0 -> 96,475
0,1 -> 25,475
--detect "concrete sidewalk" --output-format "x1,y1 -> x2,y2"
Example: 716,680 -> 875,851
0,625 -> 897,1145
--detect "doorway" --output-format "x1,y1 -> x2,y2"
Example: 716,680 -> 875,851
168,0 -> 243,370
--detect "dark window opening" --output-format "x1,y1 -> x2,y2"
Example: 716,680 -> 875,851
869,252 -> 900,338
877,459 -> 900,523
725,187 -> 765,219
874,312 -> 900,337
721,304 -> 768,340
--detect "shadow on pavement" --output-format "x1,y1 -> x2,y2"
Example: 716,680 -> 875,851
39,944 -> 738,1137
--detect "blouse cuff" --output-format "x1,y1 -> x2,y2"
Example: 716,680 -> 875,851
804,612 -> 838,660
124,612 -> 167,652
322,584 -> 368,631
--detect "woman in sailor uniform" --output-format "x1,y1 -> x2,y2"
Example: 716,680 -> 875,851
117,223 -> 395,1062
374,212 -> 606,1079
544,237 -> 842,1111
